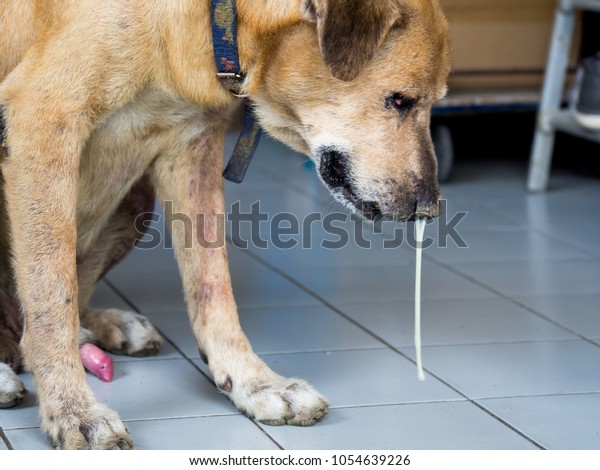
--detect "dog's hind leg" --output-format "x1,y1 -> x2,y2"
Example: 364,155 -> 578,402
151,126 -> 328,426
77,178 -> 163,357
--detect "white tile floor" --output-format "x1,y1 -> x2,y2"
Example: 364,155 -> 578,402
1,133 -> 599,450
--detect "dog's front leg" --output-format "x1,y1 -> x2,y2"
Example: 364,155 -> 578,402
152,126 -> 328,426
1,103 -> 131,449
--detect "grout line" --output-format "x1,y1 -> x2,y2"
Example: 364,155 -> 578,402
254,146 -> 596,263
475,390 -> 600,402
252,338 -> 583,357
122,414 -> 240,424
100,278 -> 143,313
0,427 -> 14,450
328,390 -> 600,410
101,279 -> 218,388
104,228 -> 584,450
230,239 -> 545,449
1,425 -> 40,431
329,399 -> 469,411
102,279 -> 289,450
468,401 -> 545,450
419,259 -> 600,349
478,202 -> 600,260
398,337 -> 586,349
249,420 -> 285,451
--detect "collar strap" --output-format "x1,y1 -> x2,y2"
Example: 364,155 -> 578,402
211,0 -> 262,183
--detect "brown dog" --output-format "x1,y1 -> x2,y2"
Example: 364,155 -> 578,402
0,0 -> 450,449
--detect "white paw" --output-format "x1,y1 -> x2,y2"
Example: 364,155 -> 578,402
239,376 -> 329,426
0,363 -> 27,408
214,360 -> 328,426
82,309 -> 163,357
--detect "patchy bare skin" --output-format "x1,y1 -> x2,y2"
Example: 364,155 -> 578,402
0,0 -> 450,449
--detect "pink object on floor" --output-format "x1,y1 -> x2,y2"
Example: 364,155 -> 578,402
79,343 -> 114,382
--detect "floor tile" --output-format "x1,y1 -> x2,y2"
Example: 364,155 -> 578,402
479,193 -> 600,257
479,393 -> 600,450
105,268 -> 187,312
1,428 -> 52,450
229,263 -> 322,309
247,223 -> 417,269
3,415 -> 279,450
426,197 -> 524,232
287,263 -> 498,306
147,305 -> 382,358
547,221 -> 600,257
402,340 -> 600,399
483,186 -> 600,231
424,229 -> 586,264
89,280 -> 135,311
515,294 -> 600,339
221,349 -> 463,408
225,183 -> 328,225
126,415 -> 279,450
108,256 -> 320,313
1,360 -> 235,429
112,244 -> 180,276
451,259 -> 600,297
260,402 -> 538,450
339,298 -> 577,348
4,130 -> 599,451
145,311 -> 199,358
0,433 -> 8,450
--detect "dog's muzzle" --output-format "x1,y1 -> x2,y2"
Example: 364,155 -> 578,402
317,148 -> 441,221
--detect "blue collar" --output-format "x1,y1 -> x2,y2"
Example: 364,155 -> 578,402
211,0 -> 262,184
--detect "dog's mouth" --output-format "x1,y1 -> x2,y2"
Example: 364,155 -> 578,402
338,186 -> 383,221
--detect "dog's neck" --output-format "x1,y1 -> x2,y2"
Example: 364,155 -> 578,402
234,0 -> 305,94
147,0 -> 304,109
212,0 -> 306,183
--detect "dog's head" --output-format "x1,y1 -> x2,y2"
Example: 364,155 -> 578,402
249,0 -> 450,221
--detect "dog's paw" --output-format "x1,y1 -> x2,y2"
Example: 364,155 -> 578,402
214,360 -> 328,426
44,402 -> 132,450
82,308 -> 163,357
244,376 -> 329,426
0,363 -> 27,408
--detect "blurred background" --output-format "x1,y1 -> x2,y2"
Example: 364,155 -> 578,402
433,0 -> 600,182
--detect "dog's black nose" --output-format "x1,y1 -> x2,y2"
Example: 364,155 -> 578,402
395,180 -> 441,221
412,181 -> 441,219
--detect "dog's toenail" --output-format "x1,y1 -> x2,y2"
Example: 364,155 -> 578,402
217,375 -> 233,393
199,349 -> 209,364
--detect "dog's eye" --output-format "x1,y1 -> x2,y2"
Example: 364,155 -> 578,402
386,93 -> 417,112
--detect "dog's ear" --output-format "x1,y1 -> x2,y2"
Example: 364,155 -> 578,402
302,0 -> 401,81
